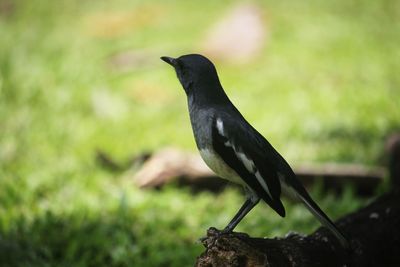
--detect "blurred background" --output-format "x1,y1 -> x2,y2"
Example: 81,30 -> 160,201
0,0 -> 399,266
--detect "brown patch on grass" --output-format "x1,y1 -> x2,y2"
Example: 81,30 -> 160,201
201,3 -> 268,64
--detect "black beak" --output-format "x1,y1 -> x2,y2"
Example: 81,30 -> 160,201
161,56 -> 177,67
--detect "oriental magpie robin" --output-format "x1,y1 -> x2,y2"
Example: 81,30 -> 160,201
161,54 -> 349,248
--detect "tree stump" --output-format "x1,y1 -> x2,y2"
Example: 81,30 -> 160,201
195,189 -> 400,267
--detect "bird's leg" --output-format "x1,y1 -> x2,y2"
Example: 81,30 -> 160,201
222,196 -> 260,234
198,190 -> 260,245
199,196 -> 259,246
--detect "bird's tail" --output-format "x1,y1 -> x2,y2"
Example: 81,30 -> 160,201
297,192 -> 350,249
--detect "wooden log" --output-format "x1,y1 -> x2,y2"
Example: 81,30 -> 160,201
195,189 -> 400,267
386,133 -> 400,188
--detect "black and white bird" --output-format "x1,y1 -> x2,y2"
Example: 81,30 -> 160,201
161,54 -> 349,248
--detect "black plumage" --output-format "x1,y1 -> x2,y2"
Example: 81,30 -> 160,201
161,54 -> 349,248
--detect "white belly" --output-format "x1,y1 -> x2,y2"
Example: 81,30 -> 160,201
199,148 -> 245,185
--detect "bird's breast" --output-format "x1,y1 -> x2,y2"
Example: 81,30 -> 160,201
189,107 -> 243,185
199,147 -> 245,185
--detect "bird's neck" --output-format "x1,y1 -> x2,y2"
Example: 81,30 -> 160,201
187,82 -> 231,109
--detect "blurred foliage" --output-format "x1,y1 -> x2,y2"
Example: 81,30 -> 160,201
0,0 -> 398,266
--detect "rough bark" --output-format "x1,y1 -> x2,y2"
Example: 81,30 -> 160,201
195,189 -> 400,267
387,133 -> 400,188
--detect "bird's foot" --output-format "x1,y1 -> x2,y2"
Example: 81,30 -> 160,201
198,227 -> 221,243
198,227 -> 249,248
198,227 -> 226,248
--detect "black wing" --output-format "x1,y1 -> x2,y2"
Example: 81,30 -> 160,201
211,115 -> 285,217
211,113 -> 350,247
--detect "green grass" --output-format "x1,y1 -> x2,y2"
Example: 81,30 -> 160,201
0,0 -> 399,266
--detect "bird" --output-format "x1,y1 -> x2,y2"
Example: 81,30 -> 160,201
161,54 -> 349,248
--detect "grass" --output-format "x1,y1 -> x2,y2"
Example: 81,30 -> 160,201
0,0 -> 399,266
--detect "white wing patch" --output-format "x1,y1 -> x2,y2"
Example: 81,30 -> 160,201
216,118 -> 224,135
236,152 -> 255,173
215,117 -> 273,199
255,171 -> 273,198
217,118 -> 232,146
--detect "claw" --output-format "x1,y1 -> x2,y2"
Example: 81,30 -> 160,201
197,236 -> 208,243
198,227 -> 234,248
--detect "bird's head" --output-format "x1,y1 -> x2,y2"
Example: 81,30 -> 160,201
161,54 -> 222,96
